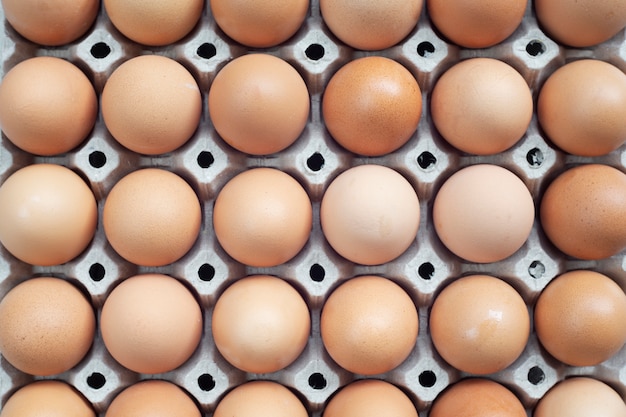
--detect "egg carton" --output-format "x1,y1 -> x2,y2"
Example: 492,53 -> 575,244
1,1 -> 626,416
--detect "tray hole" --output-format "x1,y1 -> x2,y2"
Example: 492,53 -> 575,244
86,372 -> 106,389
197,151 -> 215,168
88,151 -> 107,168
309,263 -> 326,282
90,42 -> 111,59
526,147 -> 544,167
198,373 -> 216,391
89,263 -> 106,282
198,263 -> 216,282
417,151 -> 437,170
418,370 -> 437,387
526,40 -> 546,56
527,366 -> 546,385
197,43 -> 217,59
308,372 -> 327,390
417,41 -> 435,57
418,262 -> 435,280
306,152 -> 325,172
305,43 -> 325,61
528,260 -> 545,280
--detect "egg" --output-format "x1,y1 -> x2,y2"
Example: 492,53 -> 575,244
433,164 -> 535,263
214,381 -> 308,417
101,55 -> 202,155
537,59 -> 626,157
430,57 -> 533,155
320,0 -> 422,51
320,275 -> 418,375
0,380 -> 95,417
210,0 -> 309,48
429,378 -> 526,417
535,0 -> 626,47
0,277 -> 95,376
429,275 -> 530,375
323,379 -> 418,417
103,0 -> 204,46
100,274 -> 203,374
534,377 -> 626,417
427,0 -> 526,48
539,164 -> 626,260
102,168 -> 201,267
212,275 -> 310,373
0,56 -> 97,156
534,270 -> 626,366
213,167 -> 312,267
1,0 -> 98,46
320,164 -> 420,265
105,380 -> 201,417
322,56 -> 422,156
208,54 -> 310,155
0,164 -> 97,266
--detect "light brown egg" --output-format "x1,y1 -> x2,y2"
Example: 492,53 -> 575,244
212,275 -> 310,373
0,380 -> 95,417
320,0 -> 422,50
213,168 -> 312,267
537,59 -> 626,156
104,0 -> 203,46
540,164 -> 626,260
320,275 -> 418,375
208,54 -> 310,155
431,58 -> 532,155
427,0 -> 526,48
430,378 -> 526,417
1,0 -> 98,46
210,0 -> 309,47
0,164 -> 97,266
534,377 -> 626,417
214,381 -> 308,417
101,55 -> 202,155
320,164 -> 420,265
322,56 -> 422,156
100,274 -> 203,374
102,168 -> 201,267
105,380 -> 201,417
323,380 -> 418,417
429,275 -> 530,375
535,0 -> 626,47
433,164 -> 534,263
0,277 -> 95,376
0,57 -> 97,156
535,270 -> 626,366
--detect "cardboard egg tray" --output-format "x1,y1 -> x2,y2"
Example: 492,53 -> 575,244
1,1 -> 625,415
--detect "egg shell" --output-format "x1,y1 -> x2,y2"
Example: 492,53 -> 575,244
0,380 -> 95,417
214,381 -> 308,417
105,380 -> 201,417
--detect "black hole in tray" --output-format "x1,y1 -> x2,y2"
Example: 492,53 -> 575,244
526,147 -> 544,167
89,263 -> 106,282
198,373 -> 216,391
307,152 -> 325,172
418,370 -> 437,387
309,263 -> 326,282
197,43 -> 217,59
417,41 -> 435,57
197,151 -> 215,168
528,260 -> 545,280
305,43 -> 325,61
198,263 -> 216,281
87,372 -> 106,389
90,42 -> 111,59
89,151 -> 107,168
418,262 -> 435,280
528,366 -> 546,385
308,372 -> 327,389
526,40 -> 546,56
417,151 -> 437,170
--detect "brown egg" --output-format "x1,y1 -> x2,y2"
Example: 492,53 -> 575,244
101,55 -> 202,155
430,378 -> 526,417
535,0 -> 626,47
320,0 -> 422,50
320,275 -> 418,375
0,380 -> 95,417
212,275 -> 310,373
322,56 -> 422,156
540,164 -> 626,260
104,0 -> 204,46
214,381 -> 308,417
431,58 -> 533,155
320,165 -> 420,265
537,59 -> 626,156
106,380 -> 201,417
433,164 -> 535,263
210,0 -> 309,47
0,57 -> 97,156
535,270 -> 626,366
534,377 -> 626,417
1,0 -> 98,46
429,275 -> 530,375
208,54 -> 310,155
323,380 -> 418,417
427,0 -> 526,48
213,168 -> 312,267
103,168 -> 201,267
0,164 -> 97,266
0,277 -> 95,376
100,274 -> 203,374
